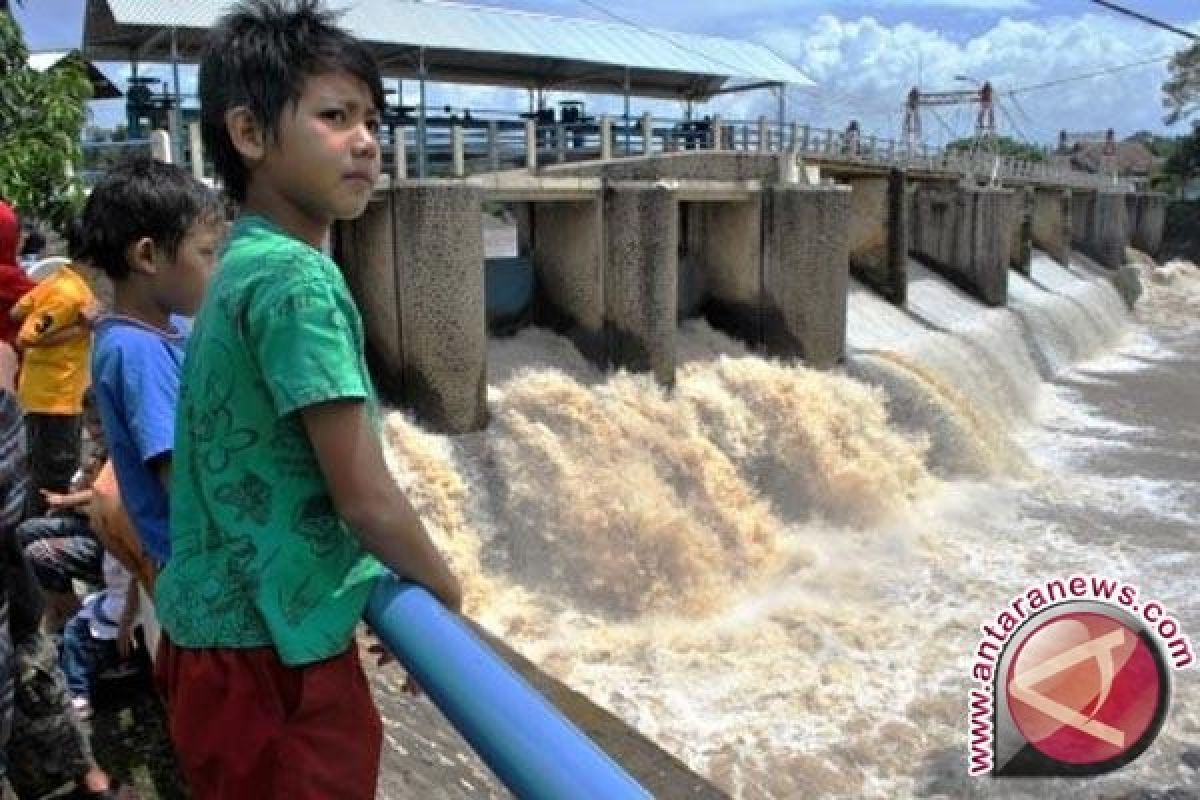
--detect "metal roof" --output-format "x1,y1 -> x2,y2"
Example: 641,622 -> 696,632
83,0 -> 811,99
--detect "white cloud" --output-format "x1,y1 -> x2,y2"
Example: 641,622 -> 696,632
735,12 -> 1197,146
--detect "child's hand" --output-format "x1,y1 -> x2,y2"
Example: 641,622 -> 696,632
40,489 -> 75,510
366,633 -> 395,667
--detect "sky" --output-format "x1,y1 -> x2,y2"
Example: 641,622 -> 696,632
12,0 -> 1200,146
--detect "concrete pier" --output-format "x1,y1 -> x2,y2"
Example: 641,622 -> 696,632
1131,193 -> 1166,257
845,169 -> 907,305
530,200 -> 607,365
761,185 -> 851,368
910,184 -> 1014,307
1009,187 -> 1034,276
604,185 -> 679,386
1071,190 -> 1129,269
392,184 -> 487,433
1032,188 -> 1072,267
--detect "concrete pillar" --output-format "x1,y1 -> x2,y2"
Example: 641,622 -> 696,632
846,170 -> 907,305
531,200 -> 606,366
761,186 -> 851,368
910,184 -> 1014,307
487,121 -> 500,171
688,198 -> 763,347
1009,187 -> 1034,276
600,116 -> 613,160
451,124 -> 465,178
334,194 -> 403,399
150,130 -> 172,163
789,122 -> 799,153
394,126 -> 409,180
187,122 -> 204,180
392,184 -> 487,432
1032,188 -> 1071,267
1131,193 -> 1166,256
640,113 -> 653,155
758,116 -> 769,152
525,118 -> 537,170
1071,190 -> 1129,269
605,186 -> 678,386
710,115 -> 723,150
556,124 -> 567,164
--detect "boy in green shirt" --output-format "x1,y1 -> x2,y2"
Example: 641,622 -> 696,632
154,2 -> 461,796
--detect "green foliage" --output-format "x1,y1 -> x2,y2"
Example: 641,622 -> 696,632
0,11 -> 93,230
945,135 -> 1046,162
1161,124 -> 1200,196
1164,43 -> 1200,125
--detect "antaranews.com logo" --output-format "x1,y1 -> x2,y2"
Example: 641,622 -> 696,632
968,575 -> 1193,777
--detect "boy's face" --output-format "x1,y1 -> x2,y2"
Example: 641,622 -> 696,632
154,217 -> 223,317
263,70 -> 382,226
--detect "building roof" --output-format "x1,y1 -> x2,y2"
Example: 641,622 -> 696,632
82,0 -> 811,100
27,50 -> 123,99
1068,141 -> 1156,176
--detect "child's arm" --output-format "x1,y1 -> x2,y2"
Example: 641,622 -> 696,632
302,400 -> 462,613
40,487 -> 95,511
14,293 -> 86,352
115,572 -> 141,660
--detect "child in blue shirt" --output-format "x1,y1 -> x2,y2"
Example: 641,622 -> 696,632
83,160 -> 223,573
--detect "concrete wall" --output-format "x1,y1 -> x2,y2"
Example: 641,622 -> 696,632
545,151 -> 784,183
686,198 -> 763,344
604,186 -> 679,386
392,184 -> 487,433
1009,187 -> 1033,276
845,169 -> 907,305
1032,188 -> 1072,267
761,186 -> 851,368
1131,193 -> 1166,256
531,200 -> 606,365
910,185 -> 1014,307
1071,190 -> 1130,269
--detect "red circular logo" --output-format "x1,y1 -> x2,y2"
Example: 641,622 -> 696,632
1006,612 -> 1163,766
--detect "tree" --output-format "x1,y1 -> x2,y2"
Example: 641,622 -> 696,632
945,135 -> 1046,162
0,8 -> 93,230
1161,125 -> 1200,199
1164,43 -> 1200,125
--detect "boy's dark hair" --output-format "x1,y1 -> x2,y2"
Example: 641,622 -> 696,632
81,159 -> 221,281
64,218 -> 86,261
200,0 -> 385,202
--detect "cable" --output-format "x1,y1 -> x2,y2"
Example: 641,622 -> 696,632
1088,0 -> 1198,41
1004,52 -> 1176,95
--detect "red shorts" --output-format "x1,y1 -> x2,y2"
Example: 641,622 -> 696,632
155,636 -> 382,800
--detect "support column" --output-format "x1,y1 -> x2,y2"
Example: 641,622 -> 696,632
532,200 -> 606,366
846,170 -> 907,305
1073,190 -> 1129,269
1132,192 -> 1166,256
1032,187 -> 1071,266
393,126 -> 409,180
640,113 -> 653,155
393,184 -> 487,432
710,115 -> 723,150
1009,187 -> 1034,276
761,186 -> 851,368
910,184 -> 1013,306
187,122 -> 204,181
600,116 -> 613,160
451,124 -> 465,178
605,186 -> 678,386
525,118 -> 538,170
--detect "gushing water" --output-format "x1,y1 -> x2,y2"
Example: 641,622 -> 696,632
379,250 -> 1200,798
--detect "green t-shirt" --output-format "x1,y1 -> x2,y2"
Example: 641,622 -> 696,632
156,214 -> 384,666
